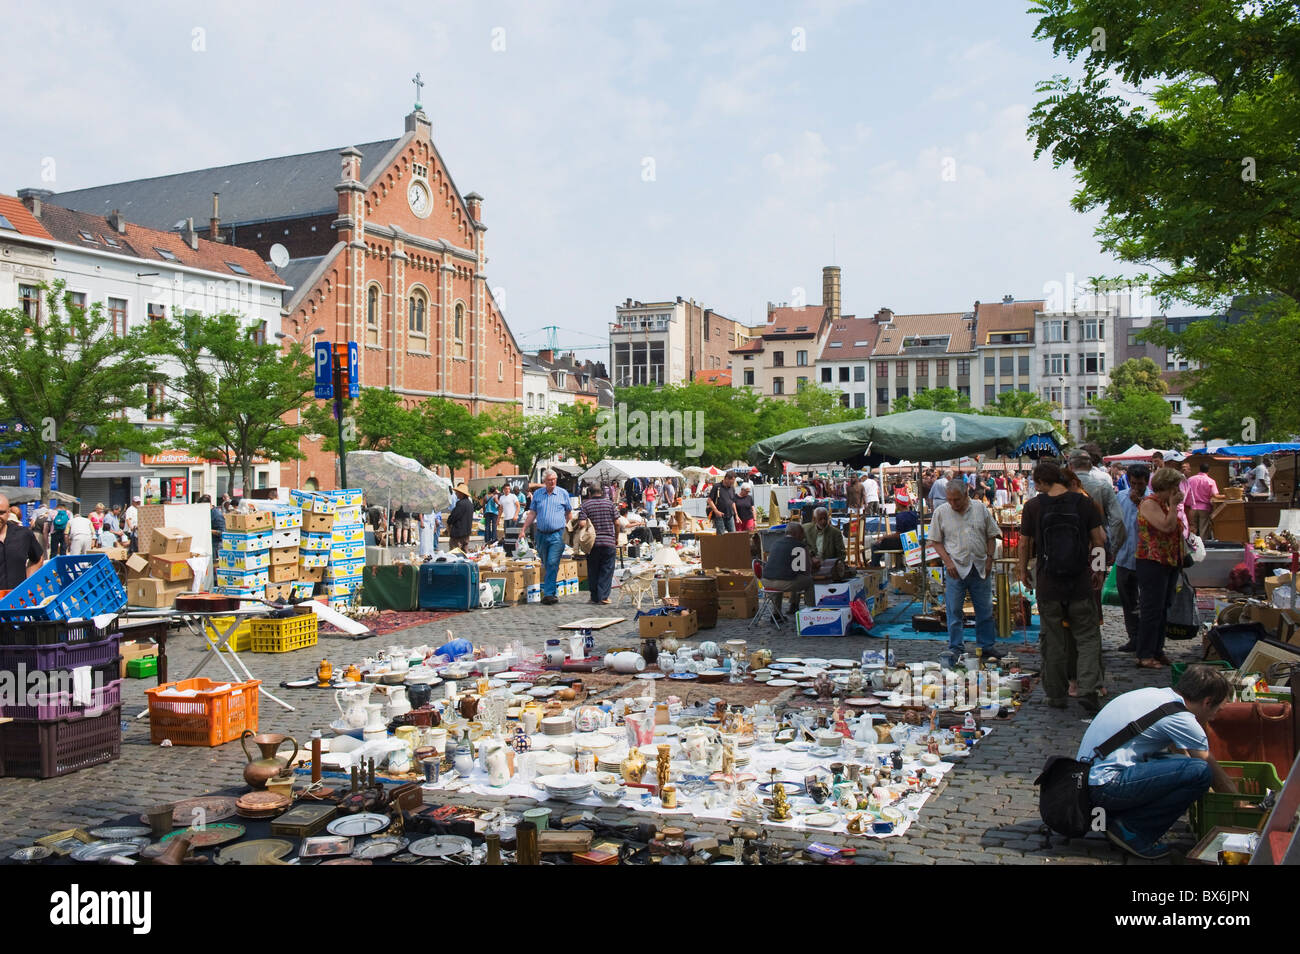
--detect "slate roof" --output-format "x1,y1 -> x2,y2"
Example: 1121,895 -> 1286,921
47,139 -> 401,231
273,254 -> 330,295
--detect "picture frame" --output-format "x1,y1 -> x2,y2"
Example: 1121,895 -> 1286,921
36,829 -> 94,856
298,835 -> 353,858
1186,825 -> 1256,865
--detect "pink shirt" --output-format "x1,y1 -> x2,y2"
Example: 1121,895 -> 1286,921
1185,472 -> 1218,510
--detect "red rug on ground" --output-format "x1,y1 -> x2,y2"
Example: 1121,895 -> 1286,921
319,610 -> 460,637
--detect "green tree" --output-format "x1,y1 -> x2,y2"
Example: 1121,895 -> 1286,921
890,387 -> 972,414
307,389 -> 489,474
1028,0 -> 1300,309
978,389 -> 1062,421
0,282 -> 163,501
481,408 -> 555,476
788,383 -> 862,426
548,403 -> 602,466
1106,357 -> 1167,396
150,311 -> 315,493
1089,390 -> 1189,454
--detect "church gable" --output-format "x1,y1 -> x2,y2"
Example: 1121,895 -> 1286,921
363,136 -> 478,247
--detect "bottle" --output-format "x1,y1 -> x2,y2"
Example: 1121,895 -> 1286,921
310,729 -> 322,784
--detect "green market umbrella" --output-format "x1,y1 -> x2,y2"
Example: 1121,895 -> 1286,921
345,451 -> 452,513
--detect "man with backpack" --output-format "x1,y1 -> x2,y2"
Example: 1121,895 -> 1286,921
50,501 -> 70,556
1018,459 -> 1106,714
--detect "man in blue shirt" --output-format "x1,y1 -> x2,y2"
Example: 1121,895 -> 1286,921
1112,463 -> 1148,652
521,469 -> 574,604
1077,665 -> 1236,859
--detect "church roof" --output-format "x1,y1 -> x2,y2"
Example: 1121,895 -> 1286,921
47,139 -> 401,231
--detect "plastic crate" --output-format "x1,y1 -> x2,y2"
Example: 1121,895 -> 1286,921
1170,659 -> 1235,687
0,705 -> 122,778
0,657 -> 121,721
1190,761 -> 1285,836
0,634 -> 121,674
249,612 -> 318,653
145,677 -> 260,747
204,616 -> 253,653
0,616 -> 119,647
0,555 -> 127,623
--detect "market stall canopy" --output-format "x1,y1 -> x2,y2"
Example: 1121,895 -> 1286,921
747,410 -> 1066,471
580,459 -> 684,484
5,488 -> 78,505
1189,442 -> 1300,457
1102,444 -> 1187,463
345,450 -> 452,513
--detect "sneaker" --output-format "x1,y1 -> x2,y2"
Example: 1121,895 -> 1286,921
541,595 -> 558,605
939,651 -> 958,669
1105,821 -> 1171,860
1077,693 -> 1101,716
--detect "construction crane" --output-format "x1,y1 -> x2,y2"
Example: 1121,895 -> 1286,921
520,324 -> 608,353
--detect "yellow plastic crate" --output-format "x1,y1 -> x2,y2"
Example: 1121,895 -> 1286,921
249,612 -> 319,653
204,616 -> 253,653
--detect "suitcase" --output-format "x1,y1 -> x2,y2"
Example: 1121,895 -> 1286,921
419,561 -> 480,611
1207,701 -> 1296,779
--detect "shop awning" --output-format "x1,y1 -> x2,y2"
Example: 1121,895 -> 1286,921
65,461 -> 157,479
579,459 -> 684,484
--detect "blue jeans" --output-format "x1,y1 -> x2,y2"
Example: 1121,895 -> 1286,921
483,513 -> 497,541
537,530 -> 565,597
1090,758 -> 1213,850
587,544 -> 616,602
944,566 -> 995,654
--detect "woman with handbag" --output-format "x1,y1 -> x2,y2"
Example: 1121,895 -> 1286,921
1135,467 -> 1185,668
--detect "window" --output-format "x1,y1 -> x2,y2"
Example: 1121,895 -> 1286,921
1018,355 -> 1030,377
102,234 -> 119,248
526,393 -> 533,409
916,360 -> 929,380
226,262 -> 250,276
108,297 -> 127,335
999,383 -> 1013,393
838,367 -> 849,383
538,394 -> 546,410
876,387 -> 889,409
957,385 -> 971,398
1178,360 -> 1189,371
984,356 -> 995,377
1079,352 -> 1105,374
1043,319 -> 1069,342
956,359 -> 970,376
828,341 -> 842,349
853,366 -> 865,382
839,393 -> 850,408
498,361 -> 503,382
743,369 -> 754,387
1063,387 -> 1072,409
78,229 -> 96,243
64,291 -> 86,314
773,351 -> 784,367
1084,385 -> 1101,405
19,284 -> 39,323
773,377 -> 784,395
1044,353 -> 1069,376
1080,317 -> 1105,341
0,214 -> 15,231
408,292 -> 427,339
877,362 -> 888,379
147,303 -> 165,323
853,392 -> 866,409
936,360 -> 948,377
366,286 -> 380,346
1043,385 -> 1063,405
154,247 -> 178,262
999,355 -> 1013,376
895,387 -> 909,400
453,303 -> 466,358
1170,399 -> 1183,414
984,384 -> 995,403
146,380 -> 165,421
796,376 -> 808,390
796,350 -> 808,366
821,368 -> 833,384
1127,332 -> 1139,347
895,360 -> 906,376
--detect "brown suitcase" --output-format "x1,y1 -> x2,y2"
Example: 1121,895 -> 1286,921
1206,701 -> 1295,778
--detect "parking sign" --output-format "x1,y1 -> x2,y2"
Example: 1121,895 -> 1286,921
348,340 -> 359,398
314,341 -> 333,399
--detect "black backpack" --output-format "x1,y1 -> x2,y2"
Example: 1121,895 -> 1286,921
1037,493 -> 1089,580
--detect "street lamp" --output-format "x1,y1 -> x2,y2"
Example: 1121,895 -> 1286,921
274,326 -> 326,342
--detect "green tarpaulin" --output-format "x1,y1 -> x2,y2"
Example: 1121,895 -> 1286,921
747,410 -> 1066,471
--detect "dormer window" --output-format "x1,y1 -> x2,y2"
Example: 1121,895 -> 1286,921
227,262 -> 250,276
154,247 -> 178,262
78,230 -> 96,243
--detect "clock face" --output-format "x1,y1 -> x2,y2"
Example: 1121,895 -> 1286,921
408,180 -> 431,217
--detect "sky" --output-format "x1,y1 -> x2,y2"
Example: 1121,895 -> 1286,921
2,0 -> 1133,356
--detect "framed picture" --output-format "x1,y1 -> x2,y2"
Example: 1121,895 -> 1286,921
298,835 -> 353,858
36,829 -> 94,856
1186,826 -> 1256,865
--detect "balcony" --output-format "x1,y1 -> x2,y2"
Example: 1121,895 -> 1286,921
610,320 -> 670,334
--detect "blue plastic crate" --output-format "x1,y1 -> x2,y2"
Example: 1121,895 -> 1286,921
0,555 -> 127,623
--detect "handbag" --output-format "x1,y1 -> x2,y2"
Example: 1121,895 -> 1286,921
1164,570 -> 1200,640
1035,700 -> 1187,837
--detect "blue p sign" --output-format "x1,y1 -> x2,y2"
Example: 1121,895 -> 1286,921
314,341 -> 333,399
348,340 -> 359,398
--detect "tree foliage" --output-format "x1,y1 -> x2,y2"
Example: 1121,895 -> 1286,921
1089,390 -> 1190,454
306,389 -> 487,474
889,387 -> 972,414
0,282 -> 163,501
977,389 -> 1063,423
1106,357 -> 1167,396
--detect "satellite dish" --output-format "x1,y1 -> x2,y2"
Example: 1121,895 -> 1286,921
269,243 -> 290,269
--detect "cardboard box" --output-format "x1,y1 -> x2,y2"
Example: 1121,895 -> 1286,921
557,558 -> 578,581
218,549 -> 270,571
325,559 -> 365,581
334,504 -> 361,524
290,489 -> 337,515
700,532 -> 753,571
325,582 -> 359,599
482,568 -> 525,603
639,610 -> 698,639
226,510 -> 273,532
331,542 -> 366,562
815,577 -> 864,606
301,532 -> 332,552
265,582 -> 295,602
861,567 -> 887,594
304,511 -> 334,534
119,639 -> 158,679
299,565 -> 325,582
129,578 -> 187,608
575,559 -> 588,580
329,489 -> 364,508
291,581 -> 316,599
151,526 -> 192,554
271,528 -> 301,548
271,546 -> 299,566
714,570 -> 757,592
126,554 -> 151,579
102,547 -> 129,562
300,551 -> 330,569
265,505 -> 303,530
796,606 -> 852,637
331,524 -> 365,545
269,562 -> 300,583
1264,571 -> 1294,603
222,530 -> 272,553
216,569 -> 270,590
526,583 -> 542,603
149,553 -> 194,583
217,586 -> 263,598
890,570 -> 920,595
511,562 -> 542,587
718,590 -> 760,619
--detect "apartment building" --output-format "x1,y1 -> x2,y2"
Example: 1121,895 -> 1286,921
815,315 -> 878,411
731,266 -> 840,399
973,296 -> 1041,405
609,297 -> 744,388
867,308 -> 976,415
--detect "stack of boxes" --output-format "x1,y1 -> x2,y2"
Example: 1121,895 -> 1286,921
216,503 -> 311,602
128,527 -> 197,607
293,489 -> 364,610
264,503 -> 305,601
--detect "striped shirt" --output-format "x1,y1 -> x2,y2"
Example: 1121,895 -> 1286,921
529,486 -> 574,532
580,497 -> 619,548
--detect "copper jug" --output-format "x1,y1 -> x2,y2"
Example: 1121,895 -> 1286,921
240,731 -> 300,789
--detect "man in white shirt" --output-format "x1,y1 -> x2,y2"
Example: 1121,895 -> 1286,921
928,482 -> 1002,664
123,495 -> 140,552
1250,458 -> 1271,499
927,470 -> 951,513
861,469 -> 881,515
66,508 -> 95,555
499,486 -> 520,529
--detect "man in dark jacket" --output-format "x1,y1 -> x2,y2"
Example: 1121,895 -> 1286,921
0,493 -> 45,589
447,483 -> 474,551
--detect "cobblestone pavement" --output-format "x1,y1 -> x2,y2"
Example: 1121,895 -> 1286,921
0,594 -> 1203,865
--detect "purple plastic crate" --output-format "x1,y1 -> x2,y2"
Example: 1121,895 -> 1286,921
0,555 -> 127,623
0,616 -> 119,647
0,634 -> 120,674
0,705 -> 121,778
0,660 -> 122,721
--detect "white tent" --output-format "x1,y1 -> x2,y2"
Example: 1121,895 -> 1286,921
1102,444 -> 1186,463
579,459 -> 684,484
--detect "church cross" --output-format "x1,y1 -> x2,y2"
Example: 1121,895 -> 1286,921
412,72 -> 424,109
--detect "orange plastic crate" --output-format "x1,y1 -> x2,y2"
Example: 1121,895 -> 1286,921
145,676 -> 260,747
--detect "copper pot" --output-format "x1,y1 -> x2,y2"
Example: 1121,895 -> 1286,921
240,731 -> 300,790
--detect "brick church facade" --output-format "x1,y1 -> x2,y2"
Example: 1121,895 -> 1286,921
48,104 -> 523,490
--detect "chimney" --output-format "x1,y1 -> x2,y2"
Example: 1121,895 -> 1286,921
1002,294 -> 1014,304
873,307 -> 894,324
209,193 -> 221,241
181,217 -> 199,250
822,265 -> 842,322
107,209 -> 127,234
537,349 -> 554,364
17,188 -> 53,217
465,191 -> 483,222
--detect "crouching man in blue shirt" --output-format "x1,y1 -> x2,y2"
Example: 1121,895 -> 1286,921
1077,665 -> 1238,859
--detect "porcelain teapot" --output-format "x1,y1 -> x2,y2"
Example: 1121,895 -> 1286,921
682,725 -> 719,766
336,684 -> 376,729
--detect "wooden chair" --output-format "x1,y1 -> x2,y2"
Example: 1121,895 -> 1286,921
845,517 -> 867,568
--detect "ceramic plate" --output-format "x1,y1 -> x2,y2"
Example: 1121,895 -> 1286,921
828,659 -> 858,668
9,845 -> 52,863
89,826 -> 151,841
844,697 -> 876,707
352,836 -> 409,859
528,687 -> 556,698
810,747 -> 840,758
162,823 -> 245,848
668,672 -> 697,680
409,835 -> 472,858
635,672 -> 664,680
70,840 -> 147,862
327,813 -> 391,837
768,663 -> 797,671
880,699 -> 903,708
802,657 -> 829,666
766,679 -> 797,687
217,838 -> 295,865
805,812 -> 839,827
285,677 -> 317,688
786,741 -> 813,752
757,780 -> 807,796
775,657 -> 804,664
